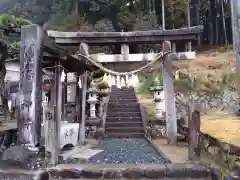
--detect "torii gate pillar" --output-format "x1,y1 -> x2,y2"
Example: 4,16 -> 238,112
162,41 -> 177,144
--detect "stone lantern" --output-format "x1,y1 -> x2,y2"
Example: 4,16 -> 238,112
150,77 -> 165,119
87,86 -> 98,118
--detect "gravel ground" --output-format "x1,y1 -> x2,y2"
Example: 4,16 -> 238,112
0,173 -> 33,180
88,138 -> 165,164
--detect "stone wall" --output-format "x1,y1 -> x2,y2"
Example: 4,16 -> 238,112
176,90 -> 240,119
35,163 -> 220,180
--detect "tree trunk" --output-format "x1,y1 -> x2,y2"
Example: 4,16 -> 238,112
162,0 -> 165,30
196,0 -> 201,46
209,3 -> 214,45
215,0 -> 219,45
220,0 -> 228,45
187,0 -> 192,51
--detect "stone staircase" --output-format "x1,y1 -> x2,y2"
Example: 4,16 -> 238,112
104,86 -> 144,138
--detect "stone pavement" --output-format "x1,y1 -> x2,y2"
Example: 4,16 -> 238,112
151,138 -> 222,166
0,120 -> 17,131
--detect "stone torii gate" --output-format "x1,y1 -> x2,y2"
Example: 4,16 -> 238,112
48,26 -> 203,144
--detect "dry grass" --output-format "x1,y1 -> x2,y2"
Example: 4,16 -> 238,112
138,49 -> 240,147
173,50 -> 235,76
201,116 -> 240,146
138,94 -> 155,120
139,94 -> 240,147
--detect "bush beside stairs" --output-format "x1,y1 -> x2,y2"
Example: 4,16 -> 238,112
104,86 -> 145,138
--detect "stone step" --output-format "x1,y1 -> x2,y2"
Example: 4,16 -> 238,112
111,87 -> 134,91
106,117 -> 142,123
107,106 -> 140,112
109,97 -> 137,101
110,91 -> 135,95
105,127 -> 144,133
104,132 -> 145,138
110,94 -> 136,99
107,112 -> 141,118
107,102 -> 139,108
110,91 -> 135,94
109,99 -> 138,103
105,121 -> 143,127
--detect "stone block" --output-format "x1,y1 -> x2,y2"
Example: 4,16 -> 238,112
1,146 -> 40,169
81,167 -> 103,178
48,169 -> 60,178
59,168 -> 82,178
165,163 -> 211,178
35,171 -> 49,180
142,164 -> 167,178
122,167 -> 144,179
103,168 -> 123,179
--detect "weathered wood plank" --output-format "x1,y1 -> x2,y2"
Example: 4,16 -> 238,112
78,43 -> 89,144
74,51 -> 196,63
18,24 -> 43,146
50,62 -> 63,165
47,26 -> 203,45
162,41 -> 177,145
47,26 -> 203,37
78,71 -> 87,144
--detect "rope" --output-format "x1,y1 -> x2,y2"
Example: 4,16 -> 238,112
77,51 -> 170,76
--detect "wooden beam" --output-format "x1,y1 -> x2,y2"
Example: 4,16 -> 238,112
48,26 -> 203,38
18,24 -> 43,146
74,51 -> 196,63
47,26 -> 203,45
89,53 -> 156,62
162,41 -> 177,145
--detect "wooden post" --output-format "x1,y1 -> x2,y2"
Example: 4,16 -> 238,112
162,41 -> 177,144
63,73 -> 67,121
78,43 -> 89,144
188,103 -> 201,161
75,75 -> 80,123
51,62 -> 63,165
78,71 -> 87,144
18,24 -> 43,147
121,44 -> 129,61
43,103 -> 54,159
